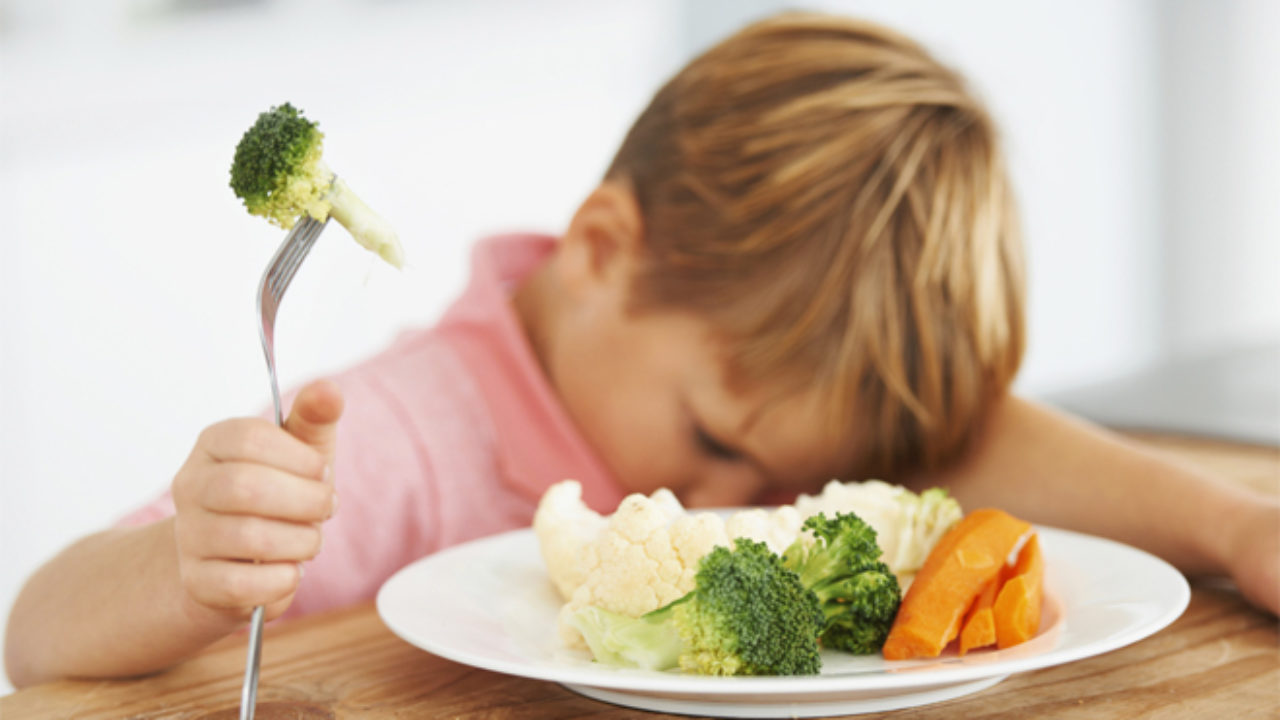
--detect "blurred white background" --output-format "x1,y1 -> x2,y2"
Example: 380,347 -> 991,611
1,0 -> 1276,692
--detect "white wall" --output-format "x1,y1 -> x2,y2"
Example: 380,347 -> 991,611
1160,0 -> 1280,355
2,0 -> 1275,693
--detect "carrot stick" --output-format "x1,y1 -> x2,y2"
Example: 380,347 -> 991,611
958,566 -> 1004,655
882,508 -> 1031,660
994,533 -> 1043,649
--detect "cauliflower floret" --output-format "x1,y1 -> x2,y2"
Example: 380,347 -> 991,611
670,512 -> 732,578
533,480 -> 607,600
533,481 -> 690,603
723,505 -> 805,554
557,492 -> 730,649
646,487 -> 686,521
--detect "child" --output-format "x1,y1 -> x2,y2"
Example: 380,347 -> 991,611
5,13 -> 1276,686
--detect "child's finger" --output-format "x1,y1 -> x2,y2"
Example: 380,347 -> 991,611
199,462 -> 336,523
198,418 -> 327,481
184,559 -> 301,612
284,379 -> 344,466
193,514 -> 323,564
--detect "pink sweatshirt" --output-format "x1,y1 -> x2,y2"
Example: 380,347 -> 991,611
119,234 -> 628,618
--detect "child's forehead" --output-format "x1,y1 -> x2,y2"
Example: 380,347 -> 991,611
696,354 -> 862,480
634,303 -> 861,478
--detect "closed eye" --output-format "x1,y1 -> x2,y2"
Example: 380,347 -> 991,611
693,424 -> 742,462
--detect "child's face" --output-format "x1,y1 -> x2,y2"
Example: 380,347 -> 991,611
552,306 -> 854,508
517,194 -> 858,507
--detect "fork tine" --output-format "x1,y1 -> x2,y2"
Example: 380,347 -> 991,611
288,217 -> 325,270
269,217 -> 326,298
265,222 -> 310,297
256,216 -> 327,338
258,222 -> 305,301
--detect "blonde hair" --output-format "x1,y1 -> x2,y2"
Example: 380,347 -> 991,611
606,13 -> 1026,478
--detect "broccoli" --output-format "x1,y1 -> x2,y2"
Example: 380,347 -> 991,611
782,512 -> 902,655
230,102 -> 404,268
570,539 -> 824,676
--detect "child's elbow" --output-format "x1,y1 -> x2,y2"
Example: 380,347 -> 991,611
4,575 -> 71,689
4,618 -> 46,689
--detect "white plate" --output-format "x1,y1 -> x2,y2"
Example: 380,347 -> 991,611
376,525 -> 1189,718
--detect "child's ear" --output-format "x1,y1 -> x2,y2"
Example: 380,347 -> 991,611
561,180 -> 644,285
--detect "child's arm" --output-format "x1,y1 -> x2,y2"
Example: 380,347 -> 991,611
3,381 -> 342,687
918,394 -> 1279,615
4,518 -> 243,686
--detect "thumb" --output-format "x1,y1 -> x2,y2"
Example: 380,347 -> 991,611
284,378 -> 344,467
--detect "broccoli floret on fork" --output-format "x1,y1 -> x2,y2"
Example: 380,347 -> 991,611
230,102 -> 404,268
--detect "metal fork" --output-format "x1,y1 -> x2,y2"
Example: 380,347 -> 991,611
240,213 -> 329,720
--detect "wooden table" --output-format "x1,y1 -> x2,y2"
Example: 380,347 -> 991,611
4,434 -> 1278,719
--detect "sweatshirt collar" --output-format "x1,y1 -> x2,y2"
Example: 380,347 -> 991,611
438,234 -> 625,512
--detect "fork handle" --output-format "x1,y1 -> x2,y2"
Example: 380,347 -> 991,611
239,606 -> 266,720
240,370 -> 282,719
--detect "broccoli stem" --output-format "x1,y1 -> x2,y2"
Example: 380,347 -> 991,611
570,605 -> 685,671
325,177 -> 405,269
787,546 -> 845,592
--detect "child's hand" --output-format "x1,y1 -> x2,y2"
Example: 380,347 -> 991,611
170,379 -> 344,622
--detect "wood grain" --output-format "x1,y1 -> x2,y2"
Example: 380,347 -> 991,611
4,434 -> 1278,719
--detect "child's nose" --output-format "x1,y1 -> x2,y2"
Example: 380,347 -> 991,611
681,465 -> 766,509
